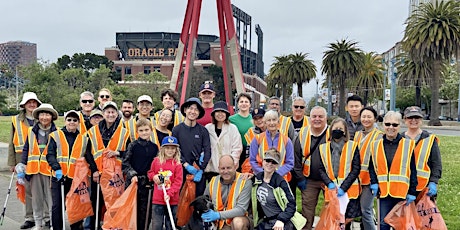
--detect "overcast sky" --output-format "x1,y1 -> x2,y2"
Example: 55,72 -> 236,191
1,0 -> 410,99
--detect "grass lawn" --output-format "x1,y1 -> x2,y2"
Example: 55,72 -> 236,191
0,116 -> 458,227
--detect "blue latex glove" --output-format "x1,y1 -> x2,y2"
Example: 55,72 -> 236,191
193,170 -> 203,182
327,182 -> 336,189
297,179 -> 307,191
199,152 -> 204,166
201,210 -> 220,222
406,194 -> 416,206
185,164 -> 198,175
17,172 -> 25,179
427,182 -> 437,196
337,188 -> 345,197
370,184 -> 379,197
55,170 -> 63,180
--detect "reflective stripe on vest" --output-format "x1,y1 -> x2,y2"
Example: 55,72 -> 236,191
155,110 -> 184,127
244,127 -> 256,144
88,122 -> 129,171
278,115 -> 291,135
301,115 -> 310,127
50,130 -> 88,178
414,134 -> 437,191
209,173 -> 246,228
25,128 -> 51,176
78,112 -> 87,134
127,117 -> 156,142
257,132 -> 287,169
12,115 -> 31,153
299,126 -> 329,177
371,138 -> 415,199
319,141 -> 360,199
355,128 -> 383,185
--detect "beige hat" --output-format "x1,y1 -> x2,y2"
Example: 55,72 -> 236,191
33,103 -> 58,121
19,92 -> 42,108
137,95 -> 153,104
90,110 -> 103,118
102,101 -> 118,111
263,148 -> 281,165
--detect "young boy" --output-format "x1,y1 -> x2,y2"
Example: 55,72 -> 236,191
122,118 -> 159,229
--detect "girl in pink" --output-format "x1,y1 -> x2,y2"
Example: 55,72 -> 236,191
148,136 -> 183,230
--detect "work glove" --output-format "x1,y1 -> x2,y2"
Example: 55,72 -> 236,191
427,182 -> 438,197
193,170 -> 203,182
327,182 -> 336,190
185,164 -> 198,175
406,194 -> 416,206
17,172 -> 25,179
370,184 -> 379,197
199,152 -> 204,166
201,210 -> 220,222
55,170 -> 63,181
337,188 -> 345,197
297,179 -> 307,191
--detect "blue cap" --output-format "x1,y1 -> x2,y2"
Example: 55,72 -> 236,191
161,136 -> 179,147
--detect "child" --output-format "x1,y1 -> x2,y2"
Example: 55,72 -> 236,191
148,136 -> 183,230
122,118 -> 159,229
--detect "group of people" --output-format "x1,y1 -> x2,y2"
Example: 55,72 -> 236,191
7,84 -> 442,230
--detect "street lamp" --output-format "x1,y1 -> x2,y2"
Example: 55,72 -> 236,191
315,78 -> 319,106
327,75 -> 332,116
390,58 -> 397,111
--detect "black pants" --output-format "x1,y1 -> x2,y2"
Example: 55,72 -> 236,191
51,177 -> 83,230
128,176 -> 153,230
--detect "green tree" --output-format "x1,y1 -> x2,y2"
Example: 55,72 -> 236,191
322,39 -> 364,117
440,63 -> 459,118
268,55 -> 293,111
286,52 -> 316,97
352,52 -> 384,106
395,53 -> 432,107
403,0 -> 460,125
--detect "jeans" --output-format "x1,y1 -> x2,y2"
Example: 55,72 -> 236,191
379,196 -> 404,230
360,185 -> 376,230
152,204 -> 177,230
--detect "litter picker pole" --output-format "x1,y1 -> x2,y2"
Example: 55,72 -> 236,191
95,180 -> 101,230
61,180 -> 66,230
0,172 -> 15,225
144,183 -> 153,230
162,185 -> 176,230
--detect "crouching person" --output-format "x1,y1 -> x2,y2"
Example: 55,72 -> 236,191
202,155 -> 253,230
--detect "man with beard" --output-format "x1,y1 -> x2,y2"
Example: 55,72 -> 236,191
121,99 -> 135,122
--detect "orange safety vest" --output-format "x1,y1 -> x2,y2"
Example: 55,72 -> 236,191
154,110 -> 184,127
25,128 -> 51,176
126,117 -> 156,142
278,115 -> 291,136
291,115 -> 310,128
298,126 -> 330,177
87,121 -> 129,172
256,132 -> 291,181
320,141 -> 360,199
78,112 -> 88,134
12,115 -> 32,154
414,134 -> 438,191
244,127 -> 259,145
49,130 -> 88,179
354,128 -> 383,185
371,138 -> 415,199
209,173 -> 247,229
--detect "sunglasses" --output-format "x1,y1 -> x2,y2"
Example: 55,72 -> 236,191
294,105 -> 305,109
99,95 -> 110,99
264,159 -> 278,164
81,99 -> 94,104
405,116 -> 421,120
384,123 -> 399,127
66,118 -> 78,122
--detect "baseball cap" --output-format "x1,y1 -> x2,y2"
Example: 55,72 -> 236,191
251,108 -> 266,118
263,149 -> 281,165
102,101 -> 118,111
404,106 -> 423,118
199,82 -> 215,93
137,95 -> 153,104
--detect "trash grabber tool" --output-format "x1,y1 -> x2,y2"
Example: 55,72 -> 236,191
95,178 -> 101,230
0,172 -> 14,226
162,184 -> 176,230
376,197 -> 380,230
61,179 -> 66,230
144,182 -> 153,230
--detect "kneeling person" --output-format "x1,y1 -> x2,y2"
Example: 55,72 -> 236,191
203,155 -> 253,230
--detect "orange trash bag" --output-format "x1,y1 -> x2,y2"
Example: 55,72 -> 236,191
384,201 -> 422,230
176,174 -> 196,227
416,188 -> 447,230
100,152 -> 125,209
16,182 -> 25,204
66,157 -> 94,224
241,158 -> 252,174
316,188 -> 345,230
102,177 -> 137,230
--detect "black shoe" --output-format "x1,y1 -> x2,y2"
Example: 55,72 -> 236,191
20,221 -> 35,229
44,221 -> 51,228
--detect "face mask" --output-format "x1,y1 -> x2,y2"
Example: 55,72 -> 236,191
331,129 -> 345,139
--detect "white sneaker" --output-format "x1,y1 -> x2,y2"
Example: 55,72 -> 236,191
31,226 -> 43,230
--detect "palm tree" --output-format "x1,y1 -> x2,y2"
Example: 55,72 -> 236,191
322,39 -> 364,117
286,52 -> 317,97
403,0 -> 460,126
268,55 -> 292,111
395,53 -> 432,108
353,52 -> 384,106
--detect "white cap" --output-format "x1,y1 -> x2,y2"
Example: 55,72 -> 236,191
137,95 -> 153,104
